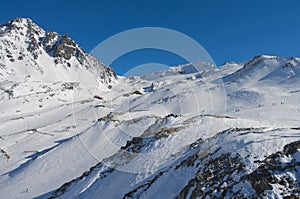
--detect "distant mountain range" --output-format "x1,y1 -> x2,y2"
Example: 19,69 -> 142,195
0,18 -> 299,199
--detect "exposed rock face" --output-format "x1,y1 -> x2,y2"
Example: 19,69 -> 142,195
245,140 -> 300,197
44,33 -> 87,65
175,135 -> 300,198
43,31 -> 59,53
53,34 -> 77,60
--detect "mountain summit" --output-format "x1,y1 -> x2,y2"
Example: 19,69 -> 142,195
0,17 -> 116,84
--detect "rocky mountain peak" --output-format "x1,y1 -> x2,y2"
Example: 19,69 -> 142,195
0,17 -> 116,84
0,17 -> 43,37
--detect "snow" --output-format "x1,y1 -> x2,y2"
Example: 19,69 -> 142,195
0,18 -> 300,198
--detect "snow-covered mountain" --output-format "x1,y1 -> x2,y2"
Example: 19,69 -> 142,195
0,18 -> 299,199
0,17 -> 116,84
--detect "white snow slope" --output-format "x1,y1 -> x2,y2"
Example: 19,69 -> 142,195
0,18 -> 299,199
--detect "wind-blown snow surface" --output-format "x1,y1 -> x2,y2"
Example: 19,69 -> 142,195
0,18 -> 300,199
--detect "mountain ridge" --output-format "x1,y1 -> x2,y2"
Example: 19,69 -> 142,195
0,18 -> 299,199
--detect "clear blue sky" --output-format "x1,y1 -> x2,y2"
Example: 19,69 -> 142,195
1,0 -> 300,75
